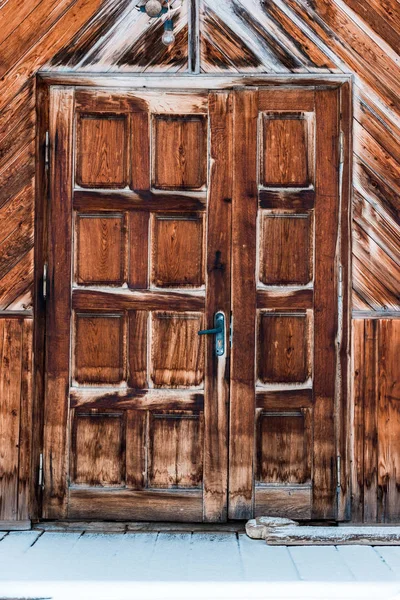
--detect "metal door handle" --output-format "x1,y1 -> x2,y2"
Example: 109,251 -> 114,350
198,311 -> 225,356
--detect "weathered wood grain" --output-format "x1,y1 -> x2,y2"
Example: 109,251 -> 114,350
42,87 -> 75,519
229,89 -> 258,519
203,92 -> 232,522
312,88 -> 339,519
0,0 -> 399,527
0,318 -> 32,522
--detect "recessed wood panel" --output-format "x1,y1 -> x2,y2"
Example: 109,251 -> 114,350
256,410 -> 310,484
151,312 -> 204,388
74,314 -> 125,385
148,412 -> 204,489
152,215 -> 204,288
128,212 -> 149,289
153,116 -> 207,190
76,115 -> 127,188
128,311 -> 148,389
258,312 -> 309,383
75,214 -> 125,285
70,411 -> 125,486
262,114 -> 309,187
259,213 -> 313,285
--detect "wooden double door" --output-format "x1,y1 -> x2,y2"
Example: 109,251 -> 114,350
43,83 -> 347,522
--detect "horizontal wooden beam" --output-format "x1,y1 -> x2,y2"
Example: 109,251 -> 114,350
259,89 -> 315,111
257,289 -> 313,309
259,189 -> 314,210
68,488 -> 203,521
255,485 -> 312,520
256,388 -> 313,410
71,389 -> 204,411
72,289 -> 205,312
74,190 -> 207,212
38,73 -> 352,89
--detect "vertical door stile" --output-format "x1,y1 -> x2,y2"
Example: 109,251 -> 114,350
203,91 -> 232,521
229,89 -> 259,520
313,88 -> 340,519
43,86 -> 75,519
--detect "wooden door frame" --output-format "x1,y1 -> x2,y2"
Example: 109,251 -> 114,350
32,73 -> 352,522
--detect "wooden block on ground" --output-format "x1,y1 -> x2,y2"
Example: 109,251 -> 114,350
265,526 -> 400,545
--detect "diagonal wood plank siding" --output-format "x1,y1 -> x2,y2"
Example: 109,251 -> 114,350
0,0 -> 398,523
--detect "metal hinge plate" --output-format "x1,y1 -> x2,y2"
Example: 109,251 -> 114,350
38,453 -> 44,489
45,131 -> 50,168
336,455 -> 341,492
339,131 -> 345,164
43,263 -> 48,300
338,264 -> 343,298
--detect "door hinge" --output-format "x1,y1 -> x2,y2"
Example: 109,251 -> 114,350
229,313 -> 233,348
338,264 -> 343,298
44,130 -> 50,168
336,455 -> 341,492
38,453 -> 44,489
43,262 -> 48,300
339,130 -> 345,164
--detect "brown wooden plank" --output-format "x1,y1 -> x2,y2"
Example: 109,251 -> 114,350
0,0 -> 76,78
30,76 -> 49,522
73,313 -> 126,385
151,214 -> 204,288
0,248 -> 34,311
126,411 -> 147,490
17,319 -> 33,521
256,289 -> 313,310
74,90 -> 208,115
153,115 -> 207,190
256,410 -> 311,484
259,213 -> 313,285
256,389 -> 313,410
259,89 -> 315,112
259,189 -> 315,210
74,189 -> 207,212
0,0 -> 43,47
131,111 -> 150,191
70,410 -> 126,487
70,389 -> 204,411
75,90 -> 148,113
262,115 -> 310,187
43,87 -> 74,519
203,92 -> 232,522
343,0 -> 400,55
255,485 -> 312,520
378,319 -> 400,522
337,79 -> 352,521
151,312 -> 204,388
283,0 -> 400,120
68,488 -> 203,521
364,319 -> 379,523
128,212 -> 149,290
128,311 -> 148,389
229,89 -> 258,520
73,289 -> 205,312
312,87 -> 339,519
351,319 -> 365,522
0,319 -> 22,521
148,412 -> 204,489
75,214 -> 126,286
0,0 -> 105,112
76,114 -> 128,188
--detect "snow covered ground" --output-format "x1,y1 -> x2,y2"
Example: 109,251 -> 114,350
1,530 -> 400,599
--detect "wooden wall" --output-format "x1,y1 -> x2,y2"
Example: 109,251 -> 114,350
0,0 -> 398,523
